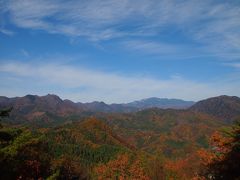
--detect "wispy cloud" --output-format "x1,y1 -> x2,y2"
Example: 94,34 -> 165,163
2,0 -> 239,60
121,40 -> 201,59
121,40 -> 240,60
224,62 -> 240,69
20,49 -> 29,57
0,60 -> 239,103
122,40 -> 182,55
0,28 -> 14,36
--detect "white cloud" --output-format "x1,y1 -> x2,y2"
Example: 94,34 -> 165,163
121,40 -> 240,60
1,0 -> 239,59
0,61 -> 239,103
0,28 -> 14,36
122,40 -> 181,55
224,63 -> 240,68
121,40 -> 201,58
20,49 -> 29,57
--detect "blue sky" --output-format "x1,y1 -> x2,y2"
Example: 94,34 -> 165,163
0,0 -> 240,103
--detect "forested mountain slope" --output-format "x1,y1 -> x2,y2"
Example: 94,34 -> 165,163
190,95 -> 240,123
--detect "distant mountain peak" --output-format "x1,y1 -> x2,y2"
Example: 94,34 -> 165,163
24,94 -> 38,99
44,93 -> 61,99
126,97 -> 195,109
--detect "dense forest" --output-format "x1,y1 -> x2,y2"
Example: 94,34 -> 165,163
0,95 -> 240,179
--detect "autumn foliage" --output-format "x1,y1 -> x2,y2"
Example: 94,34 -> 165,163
94,153 -> 149,180
1,106 -> 239,179
198,121 -> 240,179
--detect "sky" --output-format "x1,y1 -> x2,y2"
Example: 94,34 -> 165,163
0,0 -> 240,103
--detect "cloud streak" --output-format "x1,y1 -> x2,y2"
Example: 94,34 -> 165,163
0,28 -> 14,36
224,63 -> 240,69
1,0 -> 239,59
0,61 -> 239,103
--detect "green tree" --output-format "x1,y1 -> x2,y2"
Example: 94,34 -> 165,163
0,107 -> 13,128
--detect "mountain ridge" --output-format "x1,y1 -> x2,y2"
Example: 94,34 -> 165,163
190,95 -> 240,123
0,94 -> 196,112
1,94 -> 240,125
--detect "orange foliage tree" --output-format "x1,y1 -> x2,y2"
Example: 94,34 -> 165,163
198,121 -> 240,179
94,153 -> 149,180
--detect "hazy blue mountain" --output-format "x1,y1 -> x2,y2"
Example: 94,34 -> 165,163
125,97 -> 195,109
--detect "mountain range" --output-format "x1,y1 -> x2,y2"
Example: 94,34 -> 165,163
0,94 -> 195,112
0,94 -> 240,125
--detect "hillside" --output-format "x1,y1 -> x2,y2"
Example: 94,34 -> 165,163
46,118 -> 134,165
0,94 -> 84,124
0,117 -> 150,179
98,108 -> 222,155
190,95 -> 240,123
